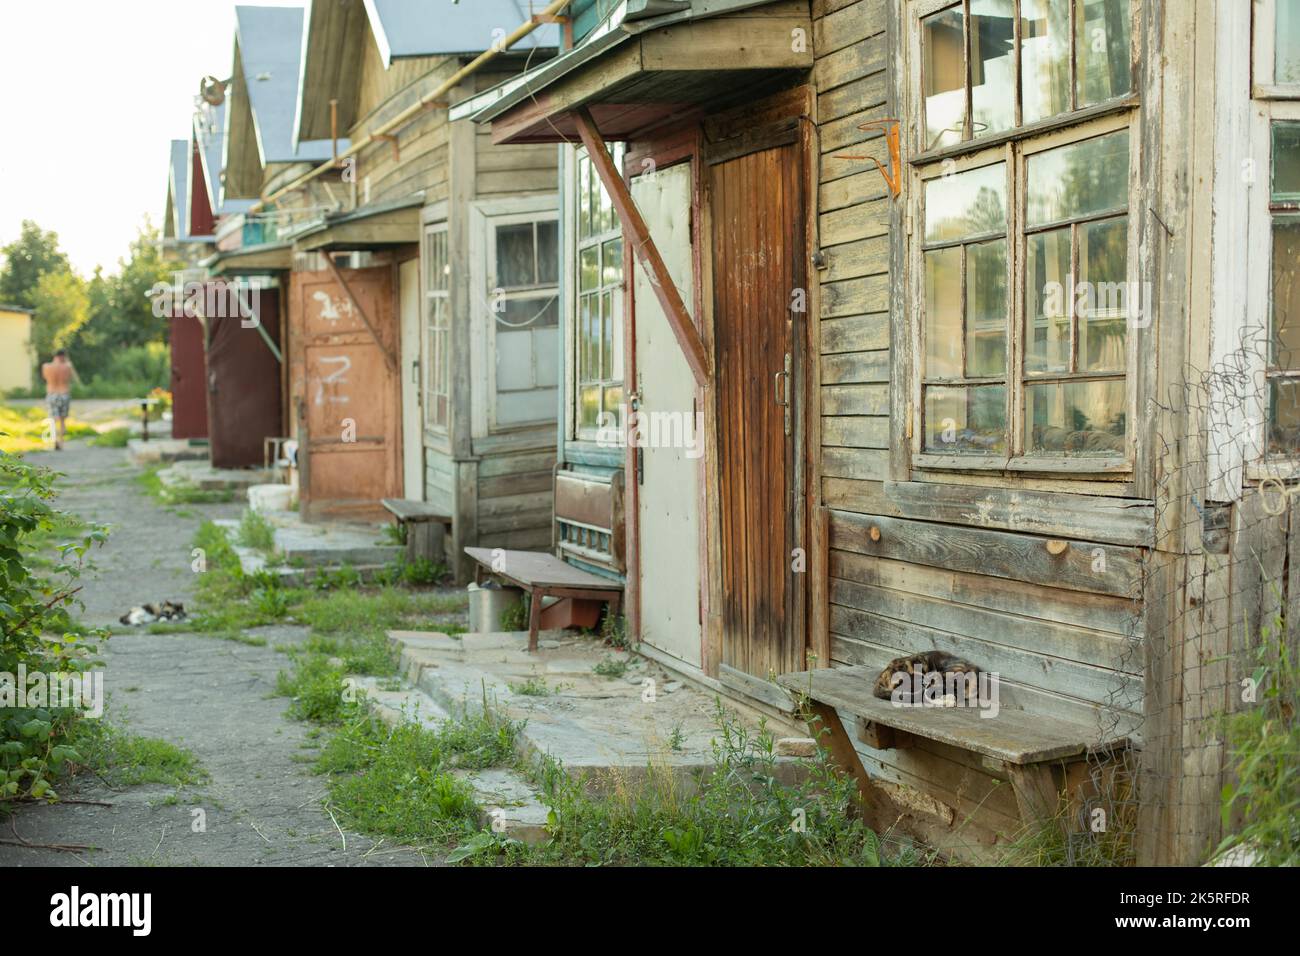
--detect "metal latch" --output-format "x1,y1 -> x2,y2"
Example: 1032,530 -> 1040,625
773,352 -> 792,436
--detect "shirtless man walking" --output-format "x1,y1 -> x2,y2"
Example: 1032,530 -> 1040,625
41,349 -> 80,450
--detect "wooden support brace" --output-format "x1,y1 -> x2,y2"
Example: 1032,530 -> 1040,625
323,254 -> 398,374
375,133 -> 400,162
573,107 -> 711,387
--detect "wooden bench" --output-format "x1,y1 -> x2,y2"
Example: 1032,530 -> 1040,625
464,546 -> 623,651
382,499 -> 452,565
776,666 -> 1129,824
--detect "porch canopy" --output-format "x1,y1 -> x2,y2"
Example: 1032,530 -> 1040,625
204,242 -> 293,277
291,196 -> 423,253
450,0 -> 812,146
452,0 -> 811,387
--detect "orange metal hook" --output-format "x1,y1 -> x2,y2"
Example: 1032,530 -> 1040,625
835,118 -> 902,198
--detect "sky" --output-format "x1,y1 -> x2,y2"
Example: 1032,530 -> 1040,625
0,0 -> 304,277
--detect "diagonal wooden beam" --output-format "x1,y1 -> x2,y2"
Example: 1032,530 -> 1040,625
323,253 -> 398,374
573,107 -> 711,387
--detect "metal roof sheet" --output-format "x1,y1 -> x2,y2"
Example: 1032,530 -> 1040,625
363,0 -> 560,63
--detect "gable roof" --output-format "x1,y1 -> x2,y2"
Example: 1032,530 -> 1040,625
194,102 -> 255,217
233,5 -> 335,165
363,0 -> 560,65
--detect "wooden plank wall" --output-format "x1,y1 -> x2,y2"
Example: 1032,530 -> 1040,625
809,0 -> 1150,857
475,442 -> 557,552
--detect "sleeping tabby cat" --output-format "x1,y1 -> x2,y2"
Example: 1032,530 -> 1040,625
873,650 -> 981,704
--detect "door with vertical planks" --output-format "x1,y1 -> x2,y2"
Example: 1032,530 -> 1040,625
288,265 -> 400,520
710,138 -> 805,680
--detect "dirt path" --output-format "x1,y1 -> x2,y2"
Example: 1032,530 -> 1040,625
0,442 -> 431,866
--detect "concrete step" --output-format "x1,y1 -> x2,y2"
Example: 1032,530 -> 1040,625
158,460 -> 274,491
127,437 -> 202,465
353,676 -> 550,843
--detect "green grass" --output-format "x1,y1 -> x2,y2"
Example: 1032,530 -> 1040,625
73,722 -> 206,789
593,654 -> 630,679
136,466 -> 236,505
236,509 -> 277,554
314,702 -> 521,849
0,403 -> 97,453
88,426 -> 131,448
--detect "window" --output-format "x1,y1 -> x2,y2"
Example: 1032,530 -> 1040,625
920,0 -> 1132,151
917,120 -> 1134,465
574,144 -> 625,439
1255,0 -> 1300,97
1268,121 -> 1300,455
488,213 -> 560,427
424,223 -> 450,430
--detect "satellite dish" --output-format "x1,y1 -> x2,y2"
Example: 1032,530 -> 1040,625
199,76 -> 227,106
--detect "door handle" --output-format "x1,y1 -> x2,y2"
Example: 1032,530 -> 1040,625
773,352 -> 792,436
411,358 -> 420,385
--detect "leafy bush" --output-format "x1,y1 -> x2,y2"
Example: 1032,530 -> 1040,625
75,343 -> 169,399
0,450 -> 107,805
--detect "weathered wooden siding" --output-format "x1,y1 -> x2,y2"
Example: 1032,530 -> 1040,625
475,441 -> 556,551
808,0 -> 1151,856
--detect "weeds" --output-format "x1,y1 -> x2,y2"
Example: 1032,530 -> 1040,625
73,721 -> 206,789
593,655 -> 630,679
236,509 -> 277,554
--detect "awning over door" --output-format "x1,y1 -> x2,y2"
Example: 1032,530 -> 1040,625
292,197 -> 422,252
451,0 -> 812,144
204,242 -> 293,276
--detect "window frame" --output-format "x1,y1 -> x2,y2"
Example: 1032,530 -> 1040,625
467,195 -> 561,436
909,108 -> 1141,475
913,0 -> 1138,158
570,143 -> 626,444
422,220 -> 451,433
1254,0 -> 1300,100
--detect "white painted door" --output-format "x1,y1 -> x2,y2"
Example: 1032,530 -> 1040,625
632,162 -> 701,668
399,257 -> 424,500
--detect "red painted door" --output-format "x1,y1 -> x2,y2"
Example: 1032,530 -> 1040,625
206,281 -> 283,468
169,312 -> 208,439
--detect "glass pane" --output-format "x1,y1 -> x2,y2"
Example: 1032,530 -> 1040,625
601,290 -> 613,380
922,6 -> 967,150
1078,216 -> 1128,372
579,293 -> 596,381
924,384 -> 1007,453
1273,218 -> 1300,369
602,238 -> 623,285
1021,0 -> 1072,123
924,247 -> 963,377
579,245 -> 600,292
1076,0 -> 1132,107
426,229 -> 448,290
603,385 -> 623,429
1278,0 -> 1300,84
1269,378 -> 1300,455
924,162 -> 1007,242
1027,129 -> 1130,226
1026,227 -> 1072,374
970,0 -> 1016,138
1272,122 -> 1300,202
966,239 -> 1007,377
608,288 -> 624,382
537,220 -> 559,285
496,222 -> 536,288
1025,379 -> 1126,455
578,154 -> 592,238
579,385 -> 600,430
497,296 -> 558,330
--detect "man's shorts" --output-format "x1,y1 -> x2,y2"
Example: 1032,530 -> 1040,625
46,393 -> 71,419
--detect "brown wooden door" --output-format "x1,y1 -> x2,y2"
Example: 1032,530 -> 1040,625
288,265 -> 401,520
711,139 -> 806,679
205,281 -> 282,467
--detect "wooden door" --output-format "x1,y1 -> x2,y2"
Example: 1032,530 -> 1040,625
205,281 -> 282,468
633,161 -> 703,668
288,265 -> 400,520
169,311 -> 207,439
711,140 -> 805,679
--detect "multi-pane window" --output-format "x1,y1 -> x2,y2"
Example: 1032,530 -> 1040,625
1269,122 -> 1300,455
490,215 -> 560,427
921,0 -> 1132,151
424,224 -> 450,430
575,144 -> 625,438
919,123 -> 1132,461
921,162 -> 1010,453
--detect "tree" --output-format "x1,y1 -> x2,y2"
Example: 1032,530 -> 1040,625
0,220 -> 70,309
29,270 -> 89,364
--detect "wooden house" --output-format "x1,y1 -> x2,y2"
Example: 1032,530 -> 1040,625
0,304 -> 34,394
241,0 -> 564,576
452,0 -> 1298,864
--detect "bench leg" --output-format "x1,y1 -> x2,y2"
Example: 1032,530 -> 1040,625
527,588 -> 543,653
807,702 -> 877,821
1007,764 -> 1062,824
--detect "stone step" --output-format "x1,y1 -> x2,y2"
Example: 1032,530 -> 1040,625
352,677 -> 550,844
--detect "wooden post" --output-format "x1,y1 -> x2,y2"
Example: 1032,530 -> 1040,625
573,107 -> 712,387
